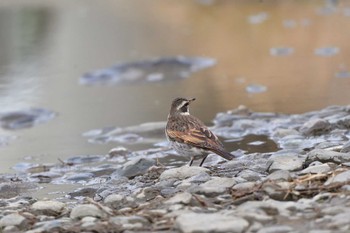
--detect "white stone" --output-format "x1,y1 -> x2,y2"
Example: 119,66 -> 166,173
268,155 -> 304,172
0,213 -> 27,228
160,166 -> 209,180
324,170 -> 350,185
299,163 -> 331,175
31,200 -> 66,216
197,177 -> 236,196
176,212 -> 249,233
165,192 -> 193,205
70,204 -> 107,219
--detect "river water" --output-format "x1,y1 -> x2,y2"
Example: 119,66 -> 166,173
1,0 -> 350,173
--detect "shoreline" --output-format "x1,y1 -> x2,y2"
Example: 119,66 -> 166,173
1,105 -> 350,232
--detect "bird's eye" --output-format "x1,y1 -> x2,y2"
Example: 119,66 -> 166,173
180,103 -> 189,112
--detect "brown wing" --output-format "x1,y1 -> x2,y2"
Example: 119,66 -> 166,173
166,115 -> 233,160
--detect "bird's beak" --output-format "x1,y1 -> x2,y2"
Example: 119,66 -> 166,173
188,98 -> 196,104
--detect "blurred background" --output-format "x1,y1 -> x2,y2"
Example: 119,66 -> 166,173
0,0 -> 350,172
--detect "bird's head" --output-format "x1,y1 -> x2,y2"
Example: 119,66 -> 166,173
169,97 -> 196,116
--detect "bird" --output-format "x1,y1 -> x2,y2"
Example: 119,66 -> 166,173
165,97 -> 234,166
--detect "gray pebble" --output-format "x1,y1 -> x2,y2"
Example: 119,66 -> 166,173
159,166 -> 209,180
109,215 -> 150,230
324,170 -> 350,185
175,212 -> 249,233
267,170 -> 292,181
31,200 -> 66,216
70,204 -> 108,219
306,149 -> 350,165
0,213 -> 27,228
119,157 -> 156,178
257,225 -> 295,233
268,154 -> 304,172
299,163 -> 331,175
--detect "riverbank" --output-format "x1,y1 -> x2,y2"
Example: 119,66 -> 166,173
1,105 -> 350,232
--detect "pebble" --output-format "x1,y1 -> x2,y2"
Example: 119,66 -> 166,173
104,194 -> 137,209
195,177 -> 237,197
299,163 -> 331,175
159,166 -> 210,180
0,213 -> 27,228
306,149 -> 350,165
268,154 -> 304,172
109,216 -> 150,230
70,204 -> 108,219
175,212 -> 249,233
300,118 -> 331,136
165,192 -> 193,205
267,170 -> 292,181
324,170 -> 350,185
257,225 -> 294,233
119,157 -> 156,178
31,200 -> 66,216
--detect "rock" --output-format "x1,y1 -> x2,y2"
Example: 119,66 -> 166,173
195,177 -> 236,197
104,194 -> 137,209
159,166 -> 210,180
268,154 -> 304,172
108,147 -> 130,157
109,216 -> 150,230
262,182 -> 292,201
306,149 -> 350,165
299,163 -> 331,175
238,169 -> 263,181
257,225 -> 294,233
70,204 -> 108,219
300,118 -> 331,136
267,170 -> 292,181
324,170 -> 350,186
340,141 -> 350,153
232,182 -> 257,192
165,192 -> 193,205
273,128 -> 299,138
0,213 -> 27,228
31,200 -> 66,216
136,187 -> 160,201
3,226 -> 20,233
119,158 -> 156,178
175,212 -> 249,233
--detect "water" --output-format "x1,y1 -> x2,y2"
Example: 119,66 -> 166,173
1,0 -> 350,173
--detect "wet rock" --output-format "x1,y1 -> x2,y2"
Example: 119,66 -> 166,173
262,182 -> 291,201
31,201 -> 66,216
108,147 -> 130,157
268,154 -> 304,172
104,194 -> 137,209
175,212 -> 249,233
267,170 -> 292,181
232,182 -> 257,193
300,118 -> 331,136
306,149 -> 350,165
195,177 -> 236,197
159,166 -> 210,180
109,216 -> 150,230
136,187 -> 160,201
80,56 -> 216,85
118,157 -> 156,178
299,163 -> 331,175
0,108 -> 56,130
272,128 -> 299,138
257,225 -> 294,233
70,204 -> 108,219
68,187 -> 98,198
0,213 -> 27,228
324,170 -> 350,185
165,192 -> 193,205
340,141 -> 350,153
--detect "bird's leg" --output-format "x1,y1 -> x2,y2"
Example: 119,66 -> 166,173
189,157 -> 195,166
199,155 -> 208,167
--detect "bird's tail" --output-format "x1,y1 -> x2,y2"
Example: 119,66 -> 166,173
212,148 -> 235,161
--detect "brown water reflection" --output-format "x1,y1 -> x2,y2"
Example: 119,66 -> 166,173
0,0 -> 350,172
